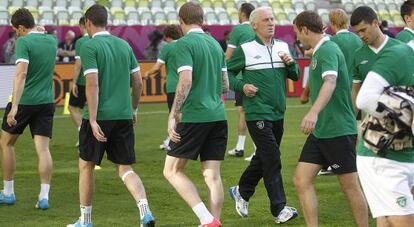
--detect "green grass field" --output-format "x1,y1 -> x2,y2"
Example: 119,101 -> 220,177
0,98 -> 375,227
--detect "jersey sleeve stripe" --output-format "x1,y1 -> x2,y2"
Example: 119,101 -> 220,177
177,66 -> 193,73
15,58 -> 29,64
157,59 -> 165,64
321,70 -> 338,78
130,67 -> 140,74
84,69 -> 98,76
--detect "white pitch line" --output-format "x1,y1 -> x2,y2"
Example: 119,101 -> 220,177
0,104 -> 310,122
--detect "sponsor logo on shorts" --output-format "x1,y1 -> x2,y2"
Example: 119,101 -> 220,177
360,60 -> 368,65
396,196 -> 407,208
254,55 -> 262,59
256,121 -> 264,129
331,164 -> 340,169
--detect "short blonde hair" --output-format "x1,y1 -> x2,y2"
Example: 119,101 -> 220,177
329,9 -> 349,29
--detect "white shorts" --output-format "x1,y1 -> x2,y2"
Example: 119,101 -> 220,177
357,155 -> 414,218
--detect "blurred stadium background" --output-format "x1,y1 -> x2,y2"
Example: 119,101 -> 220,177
0,0 -> 407,26
0,0 -> 407,61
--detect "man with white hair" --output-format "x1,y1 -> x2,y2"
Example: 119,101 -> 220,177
57,30 -> 76,62
227,6 -> 299,224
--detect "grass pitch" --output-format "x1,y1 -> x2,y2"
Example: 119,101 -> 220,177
0,98 -> 374,226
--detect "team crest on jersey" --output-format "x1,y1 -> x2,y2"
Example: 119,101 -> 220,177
256,121 -> 264,129
311,59 -> 317,70
396,196 -> 407,208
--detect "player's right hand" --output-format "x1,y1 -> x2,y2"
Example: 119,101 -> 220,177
72,83 -> 79,97
168,117 -> 181,143
300,92 -> 309,104
301,111 -> 318,134
6,106 -> 18,127
132,113 -> 137,125
243,84 -> 258,97
90,121 -> 107,142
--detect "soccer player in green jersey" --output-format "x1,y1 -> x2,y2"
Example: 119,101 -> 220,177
356,44 -> 414,227
227,7 -> 300,224
396,0 -> 414,44
312,9 -> 363,176
0,8 -> 57,210
350,6 -> 403,113
351,6 -> 413,227
67,5 -> 155,227
329,9 -> 362,88
226,3 -> 256,159
143,24 -> 183,151
293,11 -> 369,227
69,16 -> 89,147
162,3 -> 228,226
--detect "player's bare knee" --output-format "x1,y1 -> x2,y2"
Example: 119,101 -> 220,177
1,135 -> 14,148
202,169 -> 220,184
338,174 -> 360,193
163,167 -> 174,180
78,159 -> 94,171
293,173 -> 307,190
68,105 -> 74,113
69,105 -> 80,114
35,147 -> 50,154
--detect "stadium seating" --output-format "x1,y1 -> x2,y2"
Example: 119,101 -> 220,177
0,0 -> 406,26
0,7 -> 8,25
39,7 -> 54,25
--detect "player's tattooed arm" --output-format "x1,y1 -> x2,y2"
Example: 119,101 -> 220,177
172,70 -> 192,121
168,70 -> 192,142
222,71 -> 229,93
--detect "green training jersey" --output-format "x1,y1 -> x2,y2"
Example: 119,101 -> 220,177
396,27 -> 414,43
227,36 -> 300,121
309,37 -> 356,138
80,31 -> 139,121
157,40 -> 179,93
227,22 -> 255,49
353,36 -> 402,83
330,30 -> 362,87
357,44 -> 414,162
74,35 -> 89,86
175,28 -> 227,123
15,31 -> 57,105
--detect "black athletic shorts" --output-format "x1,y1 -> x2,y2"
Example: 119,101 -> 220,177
235,91 -> 243,106
2,102 -> 55,138
69,84 -> 86,108
79,119 -> 136,165
299,134 -> 357,174
168,121 -> 228,161
167,92 -> 175,113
